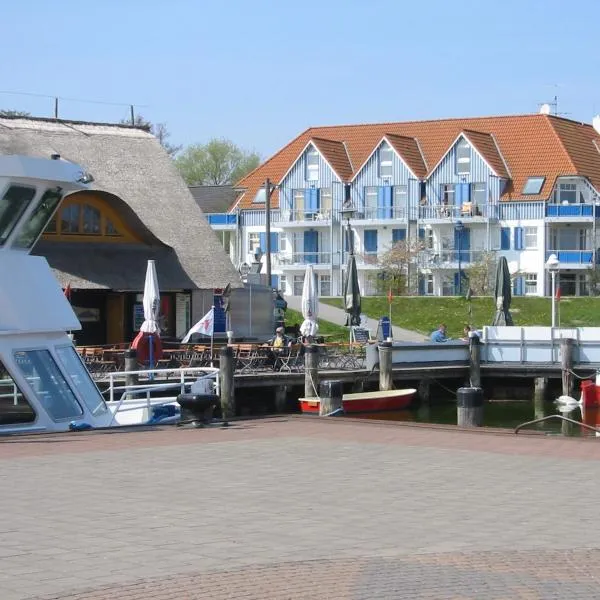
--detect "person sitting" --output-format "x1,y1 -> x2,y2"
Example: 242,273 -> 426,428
430,323 -> 449,343
267,327 -> 292,369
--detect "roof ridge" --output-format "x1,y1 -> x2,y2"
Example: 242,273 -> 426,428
0,114 -> 149,131
342,141 -> 354,172
544,115 -> 578,174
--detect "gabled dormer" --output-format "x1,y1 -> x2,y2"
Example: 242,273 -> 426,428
351,135 -> 427,220
425,130 -> 510,214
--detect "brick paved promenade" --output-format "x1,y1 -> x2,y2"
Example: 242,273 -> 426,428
2,417 -> 600,599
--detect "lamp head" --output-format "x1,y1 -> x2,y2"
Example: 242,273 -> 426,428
546,253 -> 560,272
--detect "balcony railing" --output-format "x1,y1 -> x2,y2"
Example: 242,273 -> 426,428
545,250 -> 594,264
274,251 -> 331,266
419,203 -> 497,220
546,204 -> 600,218
352,206 -> 409,220
420,249 -> 490,267
279,209 -> 332,223
498,202 -> 545,220
206,213 -> 237,226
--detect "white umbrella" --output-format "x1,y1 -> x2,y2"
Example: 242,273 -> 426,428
140,260 -> 161,334
300,264 -> 319,339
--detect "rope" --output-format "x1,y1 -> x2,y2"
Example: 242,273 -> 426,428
568,369 -> 596,381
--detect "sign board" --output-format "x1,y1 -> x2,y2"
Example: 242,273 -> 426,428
133,304 -> 144,331
351,327 -> 370,344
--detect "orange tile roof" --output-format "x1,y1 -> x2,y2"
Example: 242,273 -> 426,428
384,134 -> 428,179
232,114 -> 600,210
310,137 -> 354,182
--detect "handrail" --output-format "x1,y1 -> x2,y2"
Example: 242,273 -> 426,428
514,414 -> 600,435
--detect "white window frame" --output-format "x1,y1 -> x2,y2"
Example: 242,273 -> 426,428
319,188 -> 332,216
319,274 -> 331,297
379,142 -> 393,178
556,182 -> 577,204
441,184 -> 455,206
473,182 -> 486,206
364,186 -> 378,216
293,275 -> 304,296
306,148 -> 319,182
456,139 -> 471,175
524,273 -> 537,295
279,275 -> 287,296
393,185 -> 407,218
524,226 -> 537,249
248,232 -> 260,253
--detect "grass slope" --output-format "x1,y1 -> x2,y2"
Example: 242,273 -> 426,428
285,308 -> 349,343
322,296 -> 600,339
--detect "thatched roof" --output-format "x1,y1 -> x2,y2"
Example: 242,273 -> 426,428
0,116 -> 241,290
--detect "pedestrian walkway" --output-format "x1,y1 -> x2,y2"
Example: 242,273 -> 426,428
3,418 -> 600,599
286,296 -> 426,342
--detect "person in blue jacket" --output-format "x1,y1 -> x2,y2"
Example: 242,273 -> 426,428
430,323 -> 449,343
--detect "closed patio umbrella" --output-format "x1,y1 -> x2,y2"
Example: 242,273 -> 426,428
343,254 -> 361,327
300,264 -> 319,340
492,256 -> 514,326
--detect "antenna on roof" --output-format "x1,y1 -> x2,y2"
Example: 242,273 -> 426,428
538,86 -> 570,117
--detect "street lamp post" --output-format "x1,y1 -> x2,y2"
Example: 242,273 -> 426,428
456,220 -> 464,296
546,253 -> 560,327
340,201 -> 356,259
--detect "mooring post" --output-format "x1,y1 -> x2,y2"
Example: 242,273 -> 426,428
561,337 -> 575,398
274,385 -> 287,413
534,377 -> 548,421
418,378 -> 431,406
469,334 -> 481,388
124,349 -> 138,399
219,345 -> 235,425
319,380 -> 343,416
457,386 -> 484,427
304,345 -> 319,399
379,341 -> 393,391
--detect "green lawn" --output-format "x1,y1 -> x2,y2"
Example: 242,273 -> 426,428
284,308 -> 349,343
321,296 -> 600,339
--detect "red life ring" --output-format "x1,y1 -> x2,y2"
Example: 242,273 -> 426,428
131,332 -> 163,364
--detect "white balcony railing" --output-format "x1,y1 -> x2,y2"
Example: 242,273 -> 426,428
419,203 -> 498,220
274,251 -> 332,266
279,209 -> 332,223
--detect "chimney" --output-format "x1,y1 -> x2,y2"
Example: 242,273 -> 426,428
593,116 -> 600,136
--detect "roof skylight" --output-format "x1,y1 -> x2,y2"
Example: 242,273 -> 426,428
522,176 -> 545,195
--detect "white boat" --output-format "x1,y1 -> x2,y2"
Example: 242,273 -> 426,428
0,154 -> 218,435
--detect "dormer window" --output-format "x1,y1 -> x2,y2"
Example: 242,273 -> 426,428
379,142 -> 393,178
455,139 -> 471,175
306,148 -> 319,182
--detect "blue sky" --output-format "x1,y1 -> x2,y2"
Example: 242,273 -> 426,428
1,0 -> 598,159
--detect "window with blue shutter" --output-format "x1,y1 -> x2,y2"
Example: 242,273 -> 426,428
304,188 -> 320,217
364,230 -> 378,254
392,229 -> 406,244
514,227 -> 524,250
377,186 -> 393,218
500,227 -> 510,250
259,232 -> 279,253
270,274 -> 279,289
514,276 -> 524,296
454,272 -> 461,295
304,230 -> 318,263
259,232 -> 266,252
418,228 -> 425,240
454,183 -> 471,206
418,277 -> 425,296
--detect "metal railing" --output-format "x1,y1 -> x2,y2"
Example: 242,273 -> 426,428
421,249 -> 490,266
514,414 -> 600,435
274,251 -> 332,266
205,213 -> 238,226
545,250 -> 594,264
546,204 -> 599,218
353,206 -> 409,220
419,203 -> 497,220
279,208 -> 332,223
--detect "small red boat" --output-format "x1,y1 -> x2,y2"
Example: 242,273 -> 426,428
299,388 -> 417,415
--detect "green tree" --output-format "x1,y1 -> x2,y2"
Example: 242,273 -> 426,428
375,239 -> 426,296
464,251 -> 497,295
0,109 -> 31,117
120,114 -> 181,157
175,138 -> 261,185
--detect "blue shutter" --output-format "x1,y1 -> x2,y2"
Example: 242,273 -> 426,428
364,230 -> 378,253
259,232 -> 266,252
454,272 -> 461,295
304,189 -> 319,216
304,230 -> 318,263
270,232 -> 279,253
418,228 -> 425,240
514,276 -> 524,296
384,185 -> 393,218
377,187 -> 385,219
514,227 -> 524,250
454,183 -> 463,206
270,274 -> 279,289
392,229 -> 406,243
418,277 -> 425,296
462,183 -> 471,202
500,227 -> 510,250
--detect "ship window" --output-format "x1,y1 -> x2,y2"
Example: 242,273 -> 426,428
14,350 -> 83,421
82,204 -> 101,234
61,204 -> 81,234
105,218 -> 119,236
14,188 -> 64,249
0,185 -> 37,245
0,359 -> 35,425
55,346 -> 107,416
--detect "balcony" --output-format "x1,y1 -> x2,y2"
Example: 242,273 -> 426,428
279,209 -> 332,227
206,213 -> 238,229
545,250 -> 594,267
273,251 -> 332,267
420,249 -> 491,269
545,204 -> 600,220
351,206 -> 410,223
419,203 -> 497,223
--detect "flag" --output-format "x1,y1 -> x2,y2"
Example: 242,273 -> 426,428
221,283 -> 232,313
64,283 -> 72,302
556,287 -> 561,301
387,287 -> 393,304
181,308 -> 214,343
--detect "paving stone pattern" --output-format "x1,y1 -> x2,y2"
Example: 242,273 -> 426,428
1,419 -> 600,599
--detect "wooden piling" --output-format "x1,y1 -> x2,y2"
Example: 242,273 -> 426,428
274,385 -> 287,413
534,377 -> 548,421
378,341 -> 393,391
418,378 -> 431,405
319,380 -> 343,416
457,387 -> 484,427
219,345 -> 235,424
124,349 -> 138,399
304,345 -> 319,399
560,337 -> 575,397
469,334 -> 481,388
